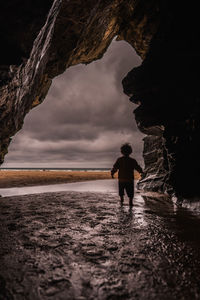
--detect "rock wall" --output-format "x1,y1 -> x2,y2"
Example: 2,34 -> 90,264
122,1 -> 200,198
0,0 -> 200,198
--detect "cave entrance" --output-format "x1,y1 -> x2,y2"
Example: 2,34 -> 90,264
3,40 -> 144,169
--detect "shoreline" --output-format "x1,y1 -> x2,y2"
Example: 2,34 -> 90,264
0,170 -> 141,188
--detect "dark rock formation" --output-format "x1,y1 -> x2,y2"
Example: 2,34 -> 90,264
122,1 -> 200,198
0,0 -> 200,199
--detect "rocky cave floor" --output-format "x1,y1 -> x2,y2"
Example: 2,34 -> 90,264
1,191 -> 200,299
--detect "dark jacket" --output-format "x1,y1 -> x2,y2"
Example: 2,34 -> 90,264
111,156 -> 143,182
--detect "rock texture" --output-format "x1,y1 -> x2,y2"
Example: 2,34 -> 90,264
122,1 -> 200,198
0,0 -> 200,198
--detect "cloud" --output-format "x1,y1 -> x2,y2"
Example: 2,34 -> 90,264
3,40 -> 145,168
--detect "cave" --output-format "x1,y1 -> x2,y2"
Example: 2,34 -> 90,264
0,0 -> 200,199
3,39 -> 144,169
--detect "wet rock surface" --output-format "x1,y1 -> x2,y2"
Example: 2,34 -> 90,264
137,135 -> 172,194
1,191 -> 200,299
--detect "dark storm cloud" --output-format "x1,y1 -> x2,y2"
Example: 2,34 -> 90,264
3,40 -> 144,167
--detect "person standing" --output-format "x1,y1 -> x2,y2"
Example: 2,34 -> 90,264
111,143 -> 143,206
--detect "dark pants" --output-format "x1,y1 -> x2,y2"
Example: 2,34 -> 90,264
118,181 -> 134,198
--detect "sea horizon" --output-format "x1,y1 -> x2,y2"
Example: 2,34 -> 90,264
0,167 -> 110,171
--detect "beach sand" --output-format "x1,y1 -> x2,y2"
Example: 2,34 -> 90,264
0,170 -> 141,188
1,190 -> 200,299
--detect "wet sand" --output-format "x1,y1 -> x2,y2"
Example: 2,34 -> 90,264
1,185 -> 200,299
0,170 -> 141,188
0,179 -> 118,197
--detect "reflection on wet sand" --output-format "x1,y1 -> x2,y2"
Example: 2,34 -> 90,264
0,179 -> 118,197
142,193 -> 200,244
1,183 -> 200,298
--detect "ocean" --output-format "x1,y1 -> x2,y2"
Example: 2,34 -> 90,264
0,167 -> 110,171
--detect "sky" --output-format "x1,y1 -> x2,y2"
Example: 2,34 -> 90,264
3,39 -> 145,168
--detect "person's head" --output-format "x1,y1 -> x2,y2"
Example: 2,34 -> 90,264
120,143 -> 132,157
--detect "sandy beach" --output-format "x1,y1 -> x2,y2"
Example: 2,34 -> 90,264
0,170 -> 141,188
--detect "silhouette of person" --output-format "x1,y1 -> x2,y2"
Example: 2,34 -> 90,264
111,143 -> 143,206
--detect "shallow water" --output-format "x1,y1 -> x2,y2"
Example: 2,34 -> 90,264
0,179 -> 119,197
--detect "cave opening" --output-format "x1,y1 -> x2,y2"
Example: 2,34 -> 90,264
2,39 -> 144,169
1,0 -> 200,199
